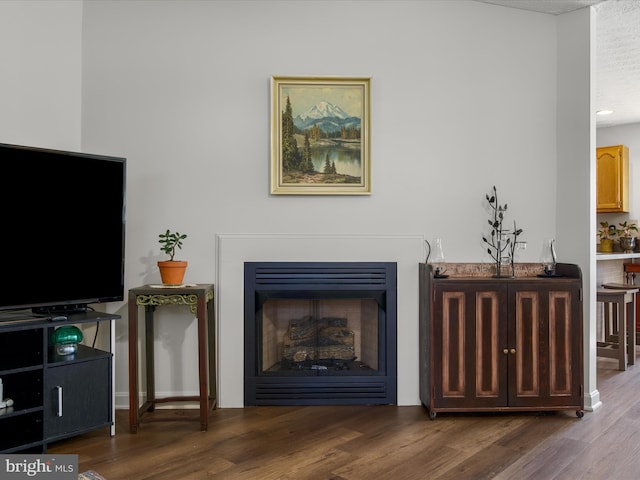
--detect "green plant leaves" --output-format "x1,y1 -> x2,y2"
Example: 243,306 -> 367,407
158,229 -> 188,261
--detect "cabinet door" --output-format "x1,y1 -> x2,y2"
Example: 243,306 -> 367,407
508,283 -> 582,408
44,358 -> 111,440
433,283 -> 509,409
596,145 -> 629,213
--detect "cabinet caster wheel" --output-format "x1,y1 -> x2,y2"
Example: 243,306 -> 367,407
429,411 -> 436,420
576,410 -> 584,418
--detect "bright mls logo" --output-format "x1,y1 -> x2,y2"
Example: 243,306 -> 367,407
0,455 -> 77,480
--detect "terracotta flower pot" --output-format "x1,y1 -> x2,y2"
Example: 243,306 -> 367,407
157,260 -> 188,285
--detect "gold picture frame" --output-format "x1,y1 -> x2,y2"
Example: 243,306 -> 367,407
270,76 -> 371,195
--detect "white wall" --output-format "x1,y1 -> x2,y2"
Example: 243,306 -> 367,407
1,0 -> 596,409
0,0 -> 82,149
556,6 -> 598,411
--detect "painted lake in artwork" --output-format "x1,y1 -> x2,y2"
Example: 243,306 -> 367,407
310,143 -> 362,178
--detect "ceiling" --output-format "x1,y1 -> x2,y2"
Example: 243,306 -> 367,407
473,0 -> 640,128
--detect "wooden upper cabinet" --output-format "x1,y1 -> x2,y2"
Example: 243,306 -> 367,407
597,145 -> 629,213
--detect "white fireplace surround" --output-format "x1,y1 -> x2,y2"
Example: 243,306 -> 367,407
215,233 -> 425,407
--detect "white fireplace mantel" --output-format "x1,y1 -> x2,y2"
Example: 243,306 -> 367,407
215,233 -> 425,407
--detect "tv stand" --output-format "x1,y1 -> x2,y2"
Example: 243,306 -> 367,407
0,310 -> 120,453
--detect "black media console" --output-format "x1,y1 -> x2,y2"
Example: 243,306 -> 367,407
0,310 -> 119,453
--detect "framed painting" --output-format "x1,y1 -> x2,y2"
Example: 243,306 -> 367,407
270,76 -> 371,195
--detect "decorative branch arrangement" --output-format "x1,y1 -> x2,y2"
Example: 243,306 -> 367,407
482,186 -> 524,277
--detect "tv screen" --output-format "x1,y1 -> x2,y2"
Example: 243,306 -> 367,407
0,143 -> 126,314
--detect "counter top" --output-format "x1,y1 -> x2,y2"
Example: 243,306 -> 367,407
596,252 -> 640,261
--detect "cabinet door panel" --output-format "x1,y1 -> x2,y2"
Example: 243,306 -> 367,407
45,358 -> 111,439
509,284 -> 582,408
440,290 -> 465,398
434,284 -> 508,409
547,289 -> 581,401
512,290 -> 541,400
475,291 -> 502,399
597,148 -> 621,209
596,145 -> 629,213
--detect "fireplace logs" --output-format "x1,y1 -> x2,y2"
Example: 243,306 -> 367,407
283,315 -> 356,362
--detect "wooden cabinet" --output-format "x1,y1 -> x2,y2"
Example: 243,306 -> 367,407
419,263 -> 583,419
0,311 -> 118,453
597,144 -> 629,213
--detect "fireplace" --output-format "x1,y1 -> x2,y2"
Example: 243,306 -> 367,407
244,262 -> 397,405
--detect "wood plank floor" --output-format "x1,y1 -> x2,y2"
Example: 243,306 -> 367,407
49,356 -> 640,480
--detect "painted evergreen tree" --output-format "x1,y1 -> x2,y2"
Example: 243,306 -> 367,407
323,153 -> 332,174
302,132 -> 315,173
281,96 -> 300,171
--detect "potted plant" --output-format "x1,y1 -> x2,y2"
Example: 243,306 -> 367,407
615,221 -> 638,253
157,229 -> 188,285
598,221 -> 616,252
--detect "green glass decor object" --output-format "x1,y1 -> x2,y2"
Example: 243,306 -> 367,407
52,326 -> 83,355
52,326 -> 83,345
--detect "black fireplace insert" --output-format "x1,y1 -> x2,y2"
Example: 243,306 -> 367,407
244,262 -> 397,405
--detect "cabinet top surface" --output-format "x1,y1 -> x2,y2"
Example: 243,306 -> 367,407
421,262 -> 581,280
432,276 -> 580,283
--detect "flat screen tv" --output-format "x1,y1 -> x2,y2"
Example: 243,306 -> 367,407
0,143 -> 126,314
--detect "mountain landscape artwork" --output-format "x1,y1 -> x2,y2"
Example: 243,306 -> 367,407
271,76 -> 371,195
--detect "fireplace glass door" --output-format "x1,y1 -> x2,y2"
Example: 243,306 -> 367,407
260,298 -> 379,376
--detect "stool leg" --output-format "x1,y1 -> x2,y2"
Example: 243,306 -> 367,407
624,271 -> 640,345
628,296 -> 636,365
618,300 -> 627,371
603,302 -> 609,342
604,302 -> 614,342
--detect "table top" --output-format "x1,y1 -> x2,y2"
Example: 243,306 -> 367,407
601,283 -> 640,292
129,284 -> 214,295
597,287 -> 639,296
